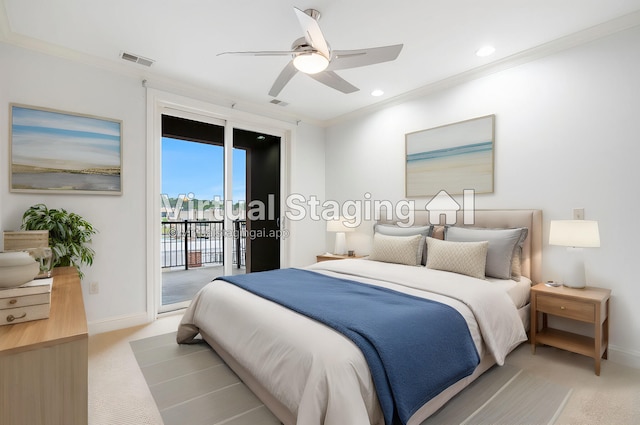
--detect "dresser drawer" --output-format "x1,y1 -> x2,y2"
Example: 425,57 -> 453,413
536,294 -> 595,322
0,293 -> 51,309
0,303 -> 50,326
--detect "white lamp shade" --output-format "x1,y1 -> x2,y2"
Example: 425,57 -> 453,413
549,220 -> 600,248
326,218 -> 356,233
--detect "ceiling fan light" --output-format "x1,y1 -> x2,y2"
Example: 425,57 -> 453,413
293,52 -> 329,74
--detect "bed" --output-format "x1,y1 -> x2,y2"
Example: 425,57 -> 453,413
177,209 -> 542,425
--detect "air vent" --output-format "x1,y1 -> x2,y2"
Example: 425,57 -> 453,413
120,51 -> 154,67
270,99 -> 289,107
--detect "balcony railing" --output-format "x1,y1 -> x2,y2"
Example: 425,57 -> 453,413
161,220 -> 246,269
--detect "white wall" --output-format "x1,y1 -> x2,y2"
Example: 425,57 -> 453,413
287,122 -> 327,266
0,42 -> 326,329
325,26 -> 640,367
0,42 -> 148,325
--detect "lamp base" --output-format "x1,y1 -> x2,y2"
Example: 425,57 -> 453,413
562,247 -> 587,289
333,232 -> 347,255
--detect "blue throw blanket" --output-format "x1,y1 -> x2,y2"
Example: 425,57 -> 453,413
217,268 -> 479,425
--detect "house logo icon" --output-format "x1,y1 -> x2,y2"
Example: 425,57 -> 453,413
425,189 -> 475,225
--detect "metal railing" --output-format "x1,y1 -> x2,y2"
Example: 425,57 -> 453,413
161,220 -> 246,269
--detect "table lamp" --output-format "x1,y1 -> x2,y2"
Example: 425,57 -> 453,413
549,220 -> 600,288
326,217 -> 355,255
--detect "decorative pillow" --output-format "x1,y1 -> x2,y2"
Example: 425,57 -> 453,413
445,227 -> 528,280
425,237 -> 488,280
430,225 -> 446,240
373,224 -> 431,265
511,252 -> 522,281
368,233 -> 424,266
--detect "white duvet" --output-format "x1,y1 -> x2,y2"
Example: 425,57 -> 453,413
177,259 -> 527,425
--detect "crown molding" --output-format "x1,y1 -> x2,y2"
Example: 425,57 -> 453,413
2,1 -> 639,129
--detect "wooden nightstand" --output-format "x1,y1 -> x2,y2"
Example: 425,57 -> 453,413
316,253 -> 365,263
530,283 -> 611,375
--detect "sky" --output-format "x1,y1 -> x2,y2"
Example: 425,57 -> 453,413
161,137 -> 246,201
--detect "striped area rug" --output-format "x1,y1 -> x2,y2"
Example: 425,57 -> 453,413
131,332 -> 571,425
422,364 -> 572,425
130,332 -> 279,425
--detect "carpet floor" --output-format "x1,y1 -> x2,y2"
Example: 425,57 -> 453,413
130,332 -> 571,425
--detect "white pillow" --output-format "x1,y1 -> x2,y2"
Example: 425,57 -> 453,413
426,237 -> 488,280
368,233 -> 423,266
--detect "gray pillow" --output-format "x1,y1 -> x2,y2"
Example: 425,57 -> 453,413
373,224 -> 432,265
445,227 -> 528,280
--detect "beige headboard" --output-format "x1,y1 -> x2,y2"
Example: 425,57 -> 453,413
378,209 -> 542,283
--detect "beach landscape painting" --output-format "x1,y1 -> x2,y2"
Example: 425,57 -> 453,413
405,115 -> 494,197
10,104 -> 122,194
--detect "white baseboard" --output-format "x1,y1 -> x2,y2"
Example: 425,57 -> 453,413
88,312 -> 152,335
608,344 -> 640,370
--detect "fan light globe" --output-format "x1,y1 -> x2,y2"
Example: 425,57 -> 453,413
293,52 -> 329,74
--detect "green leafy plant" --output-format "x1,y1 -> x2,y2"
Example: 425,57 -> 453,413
21,204 -> 97,278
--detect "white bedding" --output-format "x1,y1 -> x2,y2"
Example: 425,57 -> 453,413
486,275 -> 532,309
177,259 -> 527,425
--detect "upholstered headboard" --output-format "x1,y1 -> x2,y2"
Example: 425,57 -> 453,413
377,209 -> 542,283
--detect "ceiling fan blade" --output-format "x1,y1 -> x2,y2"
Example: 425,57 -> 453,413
308,71 -> 359,94
293,7 -> 330,59
328,44 -> 403,71
217,50 -> 293,57
269,61 -> 298,97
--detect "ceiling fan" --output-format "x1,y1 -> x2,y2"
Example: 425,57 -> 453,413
218,7 -> 403,97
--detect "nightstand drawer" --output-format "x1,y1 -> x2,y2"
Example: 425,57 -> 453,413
536,294 -> 595,322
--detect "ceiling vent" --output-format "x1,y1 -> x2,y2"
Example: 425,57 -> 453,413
120,51 -> 154,67
270,99 -> 289,107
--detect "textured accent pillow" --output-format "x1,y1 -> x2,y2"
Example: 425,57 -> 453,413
426,237 -> 488,280
430,225 -> 446,240
373,224 -> 431,265
445,227 -> 528,280
368,233 -> 424,266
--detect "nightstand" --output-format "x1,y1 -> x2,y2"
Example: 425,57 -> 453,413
316,253 -> 365,263
530,283 -> 611,375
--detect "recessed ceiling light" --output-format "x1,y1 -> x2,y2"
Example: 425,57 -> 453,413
475,45 -> 496,57
371,89 -> 384,97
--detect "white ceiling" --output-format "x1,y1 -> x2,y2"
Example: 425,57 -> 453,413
2,0 -> 640,124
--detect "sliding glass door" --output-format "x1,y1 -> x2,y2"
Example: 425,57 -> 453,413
157,113 -> 281,313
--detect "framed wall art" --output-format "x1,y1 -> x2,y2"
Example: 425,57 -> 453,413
9,103 -> 122,195
405,115 -> 494,197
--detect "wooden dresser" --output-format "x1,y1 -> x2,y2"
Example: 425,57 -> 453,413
0,267 -> 88,425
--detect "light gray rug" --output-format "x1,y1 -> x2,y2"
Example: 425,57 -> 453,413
421,364 -> 572,425
131,332 -> 571,425
130,332 -> 280,425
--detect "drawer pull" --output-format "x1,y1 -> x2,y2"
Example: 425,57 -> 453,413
9,299 -> 17,305
6,313 -> 27,322
560,306 -> 566,310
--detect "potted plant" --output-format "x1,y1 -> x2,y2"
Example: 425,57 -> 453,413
21,204 -> 97,278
